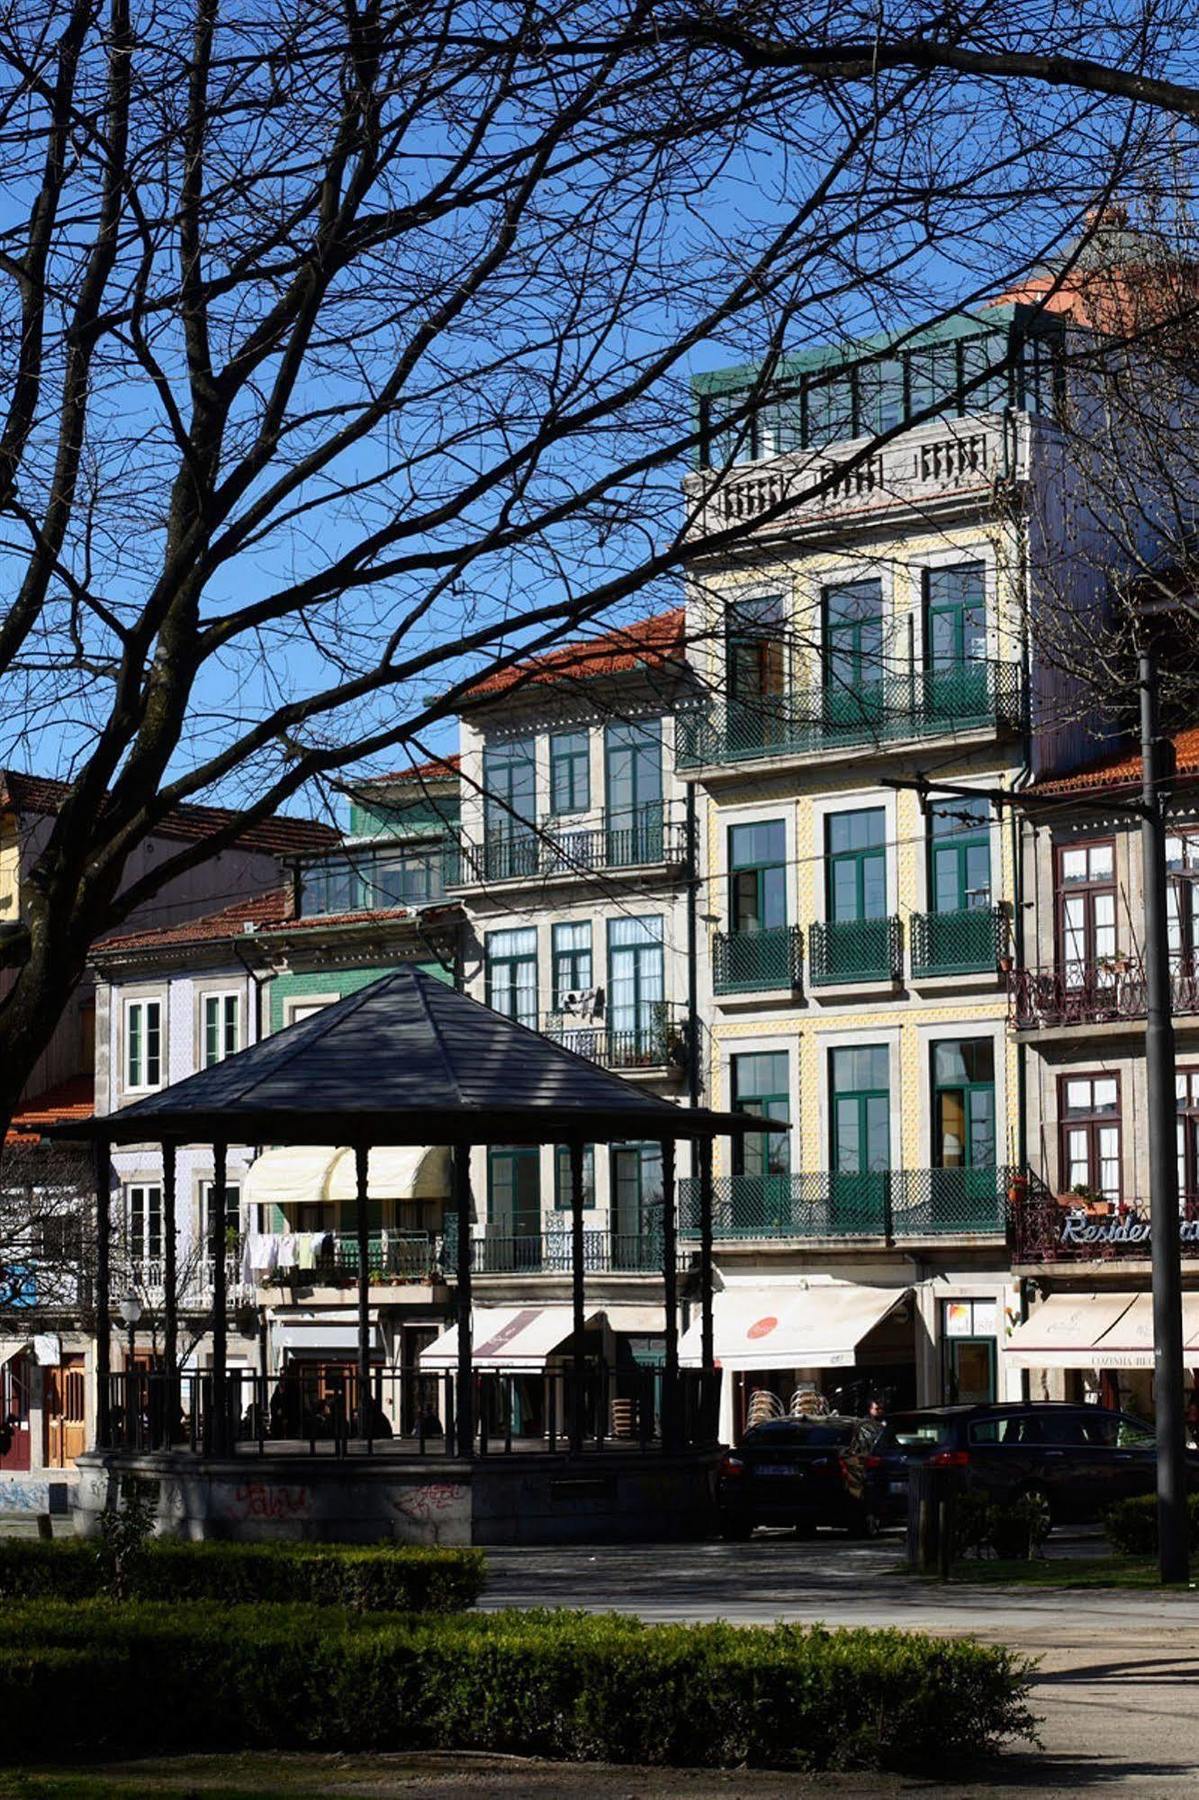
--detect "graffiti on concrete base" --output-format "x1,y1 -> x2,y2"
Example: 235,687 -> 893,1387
0,1477 -> 52,1512
389,1481 -> 468,1543
225,1482 -> 310,1523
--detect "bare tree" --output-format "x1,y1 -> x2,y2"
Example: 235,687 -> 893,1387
0,1139 -> 94,1319
0,0 -> 1191,1132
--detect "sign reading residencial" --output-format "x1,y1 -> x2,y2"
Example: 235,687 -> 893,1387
1059,1214 -> 1199,1248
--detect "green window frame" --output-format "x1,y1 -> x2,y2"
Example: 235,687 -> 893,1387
485,927 -> 538,1027
925,563 -> 986,671
826,808 -> 886,922
200,1180 -> 242,1245
552,922 -> 592,1008
731,1052 -> 791,1177
610,1143 -> 663,1255
549,730 -> 589,817
553,1145 -> 596,1211
725,594 -> 786,703
607,916 -> 664,1043
483,736 -> 536,841
823,579 -> 883,695
928,797 -> 991,913
126,999 -> 162,1091
203,993 -> 240,1068
830,1045 -> 891,1174
487,1146 -> 541,1232
126,1182 -> 163,1262
932,1039 -> 996,1169
728,821 -> 787,933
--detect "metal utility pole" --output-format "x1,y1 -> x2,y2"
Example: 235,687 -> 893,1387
1140,643 -> 1189,1583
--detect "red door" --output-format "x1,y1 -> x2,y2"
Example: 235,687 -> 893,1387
0,1352 -> 32,1472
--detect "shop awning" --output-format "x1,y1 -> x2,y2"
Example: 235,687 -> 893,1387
244,1144 -> 449,1209
421,1306 -> 590,1372
595,1305 -> 664,1335
1005,1291 -> 1199,1369
273,1314 -> 380,1353
0,1339 -> 28,1371
678,1280 -> 910,1372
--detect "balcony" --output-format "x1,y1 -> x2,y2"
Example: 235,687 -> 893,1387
1010,1179 -> 1199,1265
684,415 -> 1024,541
809,916 -> 902,987
540,1001 -> 692,1075
442,1217 -> 682,1275
445,808 -> 686,887
676,663 -> 1023,771
1008,958 -> 1199,1032
123,1253 -> 250,1307
262,1231 -> 443,1285
678,1167 -> 1013,1242
712,925 -> 803,996
910,906 -> 1006,979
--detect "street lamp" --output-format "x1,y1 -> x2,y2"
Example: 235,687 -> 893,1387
118,1290 -> 142,1368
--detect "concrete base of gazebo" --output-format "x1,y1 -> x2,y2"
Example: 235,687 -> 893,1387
72,1447 -> 719,1546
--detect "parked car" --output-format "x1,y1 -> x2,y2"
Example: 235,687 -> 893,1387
715,1415 -> 888,1539
874,1402 -> 1199,1524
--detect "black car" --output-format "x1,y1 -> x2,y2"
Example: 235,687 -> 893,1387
875,1402 -> 1199,1523
716,1416 -> 888,1539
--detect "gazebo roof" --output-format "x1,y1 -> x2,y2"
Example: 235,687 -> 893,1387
61,967 -> 770,1147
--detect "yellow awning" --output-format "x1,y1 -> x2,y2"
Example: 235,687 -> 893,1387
243,1145 -> 449,1208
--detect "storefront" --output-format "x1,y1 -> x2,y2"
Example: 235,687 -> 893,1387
1004,1289 -> 1199,1417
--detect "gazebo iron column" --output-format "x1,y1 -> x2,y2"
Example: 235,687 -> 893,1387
93,1137 -> 112,1449
569,1137 -> 586,1454
210,1140 -> 228,1454
698,1134 -> 715,1432
162,1142 -> 178,1385
453,1143 -> 473,1458
660,1137 -> 678,1453
354,1142 -> 372,1450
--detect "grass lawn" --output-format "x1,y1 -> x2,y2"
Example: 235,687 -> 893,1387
3,1755 -> 455,1799
944,1555 -> 1195,1589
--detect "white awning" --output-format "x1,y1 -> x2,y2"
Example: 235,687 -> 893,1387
244,1144 -> 449,1209
1004,1292 -> 1199,1369
0,1339 -> 28,1371
421,1306 -> 586,1372
678,1281 -> 910,1371
596,1305 -> 664,1335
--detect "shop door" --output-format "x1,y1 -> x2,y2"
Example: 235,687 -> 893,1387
44,1355 -> 87,1468
0,1352 -> 32,1471
944,1337 -> 996,1405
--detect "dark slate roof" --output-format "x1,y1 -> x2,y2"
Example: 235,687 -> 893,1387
59,967 -> 766,1147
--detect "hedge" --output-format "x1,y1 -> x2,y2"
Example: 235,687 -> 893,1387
0,1539 -> 485,1612
1105,1493 -> 1199,1558
0,1601 -> 1037,1771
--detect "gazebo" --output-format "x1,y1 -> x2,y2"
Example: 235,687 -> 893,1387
57,968 -> 771,1533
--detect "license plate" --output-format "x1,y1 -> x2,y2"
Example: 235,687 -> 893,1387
755,1463 -> 798,1477
889,1480 -> 906,1495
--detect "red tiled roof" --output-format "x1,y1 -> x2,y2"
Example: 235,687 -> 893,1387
6,1074 -> 94,1142
1033,728 -> 1199,796
464,608 -> 686,699
97,888 -> 294,953
0,770 -> 338,855
351,754 -> 461,788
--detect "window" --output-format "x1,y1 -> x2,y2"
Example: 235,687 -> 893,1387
1056,840 -> 1116,979
610,1143 -> 663,1260
126,1183 -> 162,1262
553,1145 -> 596,1210
604,720 -> 663,858
287,999 -> 332,1025
823,579 -> 883,696
1059,1074 -> 1121,1201
202,993 -> 240,1067
728,821 -> 787,934
483,737 -> 536,841
925,563 -> 986,670
1177,1069 -> 1199,1202
855,359 -> 905,436
487,1147 -> 541,1232
826,809 -> 886,922
928,797 -> 991,913
932,1040 -> 995,1168
731,1052 -> 790,1178
371,846 -> 443,908
830,1045 -> 890,1173
804,367 -> 855,444
200,1181 -> 242,1247
726,595 -> 786,704
125,999 -> 162,1091
300,856 -> 358,915
485,927 -> 538,1027
607,917 -> 664,1047
552,922 -> 592,1008
1167,833 -> 1199,966
549,731 -> 590,816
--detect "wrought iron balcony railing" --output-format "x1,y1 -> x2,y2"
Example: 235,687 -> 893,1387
293,1230 -> 443,1283
122,1253 -> 250,1305
1007,957 -> 1199,1030
676,662 -> 1024,769
678,1167 -> 1013,1241
809,915 -> 902,986
445,807 -> 686,886
910,906 -> 1007,979
713,925 -> 803,995
540,1001 -> 692,1073
1009,1177 -> 1199,1264
441,1216 -> 683,1275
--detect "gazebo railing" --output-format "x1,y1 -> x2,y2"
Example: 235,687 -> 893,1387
101,1363 -> 720,1457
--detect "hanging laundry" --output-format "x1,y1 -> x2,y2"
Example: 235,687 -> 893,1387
277,1232 -> 298,1271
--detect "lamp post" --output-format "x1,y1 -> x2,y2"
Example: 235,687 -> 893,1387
118,1290 -> 142,1368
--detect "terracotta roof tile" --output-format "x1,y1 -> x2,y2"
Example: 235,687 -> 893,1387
351,754 -> 461,788
0,769 -> 338,854
464,608 -> 686,699
97,888 -> 294,953
1033,727 -> 1199,796
7,1074 -> 94,1141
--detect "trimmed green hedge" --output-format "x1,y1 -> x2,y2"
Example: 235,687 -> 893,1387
0,1601 -> 1036,1771
1105,1493 -> 1199,1558
0,1539 -> 484,1612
